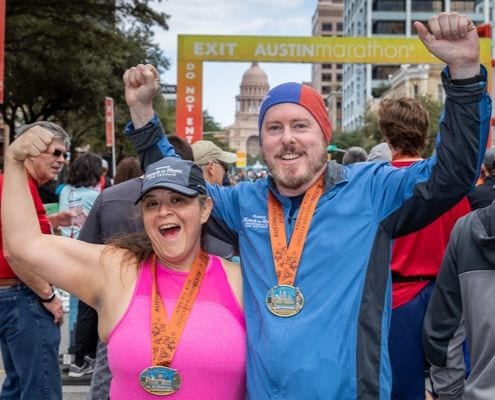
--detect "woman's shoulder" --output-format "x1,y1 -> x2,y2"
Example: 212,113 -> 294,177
217,256 -> 241,274
215,256 -> 243,307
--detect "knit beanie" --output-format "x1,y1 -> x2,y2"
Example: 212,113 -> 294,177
258,82 -> 332,144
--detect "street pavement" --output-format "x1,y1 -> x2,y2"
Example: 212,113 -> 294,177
0,370 -> 89,400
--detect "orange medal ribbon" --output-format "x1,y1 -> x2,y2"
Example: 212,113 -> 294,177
150,251 -> 209,366
139,251 -> 209,395
266,174 -> 324,317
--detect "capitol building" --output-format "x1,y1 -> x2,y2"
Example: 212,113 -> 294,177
225,62 -> 269,166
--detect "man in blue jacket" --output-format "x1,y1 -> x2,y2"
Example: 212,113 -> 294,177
123,12 -> 490,399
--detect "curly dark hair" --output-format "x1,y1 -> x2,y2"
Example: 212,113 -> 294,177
66,152 -> 103,187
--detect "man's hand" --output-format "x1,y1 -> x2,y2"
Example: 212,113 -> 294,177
414,12 -> 480,79
5,126 -> 54,163
123,64 -> 160,128
42,295 -> 65,325
48,210 -> 74,230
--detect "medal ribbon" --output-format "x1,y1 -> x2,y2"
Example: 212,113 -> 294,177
150,251 -> 209,367
268,174 -> 325,285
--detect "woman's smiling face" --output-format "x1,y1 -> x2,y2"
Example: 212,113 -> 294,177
141,189 -> 212,270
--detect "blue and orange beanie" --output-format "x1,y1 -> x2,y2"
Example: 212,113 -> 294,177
258,82 -> 332,143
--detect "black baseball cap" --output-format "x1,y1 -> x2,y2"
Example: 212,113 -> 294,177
135,157 -> 207,204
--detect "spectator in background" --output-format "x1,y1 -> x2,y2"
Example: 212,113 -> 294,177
99,158 -> 112,189
378,97 -> 472,400
192,140 -> 237,186
367,142 -> 392,162
468,147 -> 495,210
0,121 -> 72,400
423,200 -> 495,399
342,146 -> 368,165
57,152 -> 103,378
58,153 -> 103,240
113,156 -> 142,185
190,140 -> 239,259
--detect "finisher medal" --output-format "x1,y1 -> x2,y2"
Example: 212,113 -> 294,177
267,175 -> 324,318
266,284 -> 304,317
139,366 -> 181,396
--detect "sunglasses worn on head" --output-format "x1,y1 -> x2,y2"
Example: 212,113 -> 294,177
52,149 -> 69,160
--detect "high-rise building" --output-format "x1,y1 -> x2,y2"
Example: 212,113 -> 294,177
342,0 -> 488,131
311,0 -> 344,132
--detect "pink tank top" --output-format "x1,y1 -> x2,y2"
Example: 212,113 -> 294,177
107,255 -> 246,399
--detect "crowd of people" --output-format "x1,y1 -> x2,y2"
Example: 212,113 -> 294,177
0,10 -> 494,400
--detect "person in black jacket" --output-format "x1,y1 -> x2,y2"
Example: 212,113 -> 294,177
423,201 -> 495,399
468,147 -> 495,209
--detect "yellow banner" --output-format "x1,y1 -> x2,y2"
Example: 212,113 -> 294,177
178,35 -> 491,67
176,34 -> 492,142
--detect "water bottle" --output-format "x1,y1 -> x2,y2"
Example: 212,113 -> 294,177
67,189 -> 85,234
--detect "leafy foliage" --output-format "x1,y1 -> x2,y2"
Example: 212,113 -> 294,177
203,110 -> 223,132
1,0 -> 170,159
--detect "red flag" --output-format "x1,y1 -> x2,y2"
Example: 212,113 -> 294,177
0,0 -> 6,104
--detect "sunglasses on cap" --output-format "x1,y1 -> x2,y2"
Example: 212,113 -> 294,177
52,149 -> 69,160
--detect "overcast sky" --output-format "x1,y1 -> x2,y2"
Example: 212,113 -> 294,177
151,0 -> 317,127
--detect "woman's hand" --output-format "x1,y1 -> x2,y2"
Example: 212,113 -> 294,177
6,126 -> 54,162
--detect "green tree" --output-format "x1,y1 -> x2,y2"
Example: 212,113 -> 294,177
2,0 -> 170,158
203,110 -> 223,132
416,95 -> 442,157
329,129 -> 375,163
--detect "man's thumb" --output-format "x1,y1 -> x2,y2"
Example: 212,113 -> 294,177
414,21 -> 432,48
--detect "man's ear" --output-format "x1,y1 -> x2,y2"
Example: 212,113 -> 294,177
205,161 -> 215,177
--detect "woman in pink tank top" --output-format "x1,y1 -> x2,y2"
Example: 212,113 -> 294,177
2,131 -> 246,400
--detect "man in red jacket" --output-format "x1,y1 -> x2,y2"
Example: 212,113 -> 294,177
379,98 -> 472,400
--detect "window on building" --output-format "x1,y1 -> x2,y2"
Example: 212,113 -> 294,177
322,73 -> 333,82
372,65 -> 399,80
372,0 -> 405,11
322,63 -> 333,70
451,1 -> 475,12
336,64 -> 343,69
372,84 -> 390,98
372,21 -> 405,34
336,22 -> 343,32
322,22 -> 333,31
413,84 -> 420,97
411,21 -> 428,34
412,1 -> 443,12
322,86 -> 331,94
336,73 -> 342,82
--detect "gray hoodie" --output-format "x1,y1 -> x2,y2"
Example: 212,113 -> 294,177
423,201 -> 495,400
